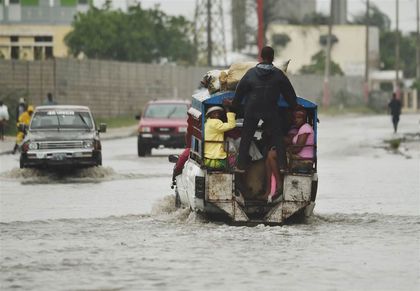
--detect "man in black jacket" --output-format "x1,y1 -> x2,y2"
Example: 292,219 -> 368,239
388,92 -> 402,133
232,46 -> 298,173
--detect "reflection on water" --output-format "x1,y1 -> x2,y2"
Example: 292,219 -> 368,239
1,208 -> 419,291
1,115 -> 419,290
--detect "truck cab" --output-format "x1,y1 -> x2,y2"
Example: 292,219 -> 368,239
136,99 -> 190,156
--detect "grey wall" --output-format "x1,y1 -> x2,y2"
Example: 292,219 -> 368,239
0,58 -> 365,117
0,59 -> 212,117
290,74 -> 365,107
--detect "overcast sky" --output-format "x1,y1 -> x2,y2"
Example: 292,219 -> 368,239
95,0 -> 418,34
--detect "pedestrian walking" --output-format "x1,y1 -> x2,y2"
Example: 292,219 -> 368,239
12,105 -> 34,154
43,92 -> 57,105
0,100 -> 10,141
16,98 -> 27,122
388,92 -> 402,133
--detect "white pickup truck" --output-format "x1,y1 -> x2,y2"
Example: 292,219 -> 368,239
19,105 -> 106,169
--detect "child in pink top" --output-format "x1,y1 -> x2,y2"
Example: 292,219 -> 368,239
265,109 -> 314,203
291,122 -> 314,158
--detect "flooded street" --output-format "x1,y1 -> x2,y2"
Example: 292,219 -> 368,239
1,114 -> 419,291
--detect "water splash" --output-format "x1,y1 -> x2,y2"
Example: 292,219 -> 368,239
0,166 -> 116,183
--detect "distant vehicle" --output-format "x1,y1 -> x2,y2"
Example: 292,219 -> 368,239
135,99 -> 190,156
20,105 -> 106,169
169,91 -> 318,226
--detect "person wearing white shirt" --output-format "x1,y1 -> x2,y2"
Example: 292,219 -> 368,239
0,100 -> 10,141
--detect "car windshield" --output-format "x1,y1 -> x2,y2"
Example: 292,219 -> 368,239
30,110 -> 94,130
144,104 -> 188,119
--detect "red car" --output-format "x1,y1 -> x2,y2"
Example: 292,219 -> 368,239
135,99 -> 190,156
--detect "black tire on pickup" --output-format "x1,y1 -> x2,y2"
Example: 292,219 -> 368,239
137,136 -> 147,157
19,155 -> 26,169
95,152 -> 102,166
175,188 -> 181,208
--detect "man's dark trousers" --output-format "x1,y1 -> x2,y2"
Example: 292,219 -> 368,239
237,112 -> 286,170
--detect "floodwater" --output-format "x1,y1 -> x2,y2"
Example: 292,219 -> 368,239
1,114 -> 419,291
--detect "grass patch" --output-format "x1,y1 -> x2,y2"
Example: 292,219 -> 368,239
95,115 -> 138,128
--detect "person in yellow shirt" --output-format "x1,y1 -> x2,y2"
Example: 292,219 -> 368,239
12,105 -> 34,154
204,105 -> 236,169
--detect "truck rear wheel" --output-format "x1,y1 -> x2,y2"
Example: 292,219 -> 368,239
137,136 -> 147,157
19,155 -> 26,169
175,188 -> 181,208
95,152 -> 102,166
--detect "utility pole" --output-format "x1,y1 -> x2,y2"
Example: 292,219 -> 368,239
395,0 -> 400,98
364,0 -> 370,104
194,0 -> 227,66
416,0 -> 419,80
257,0 -> 264,58
323,0 -> 334,108
207,0 -> 212,66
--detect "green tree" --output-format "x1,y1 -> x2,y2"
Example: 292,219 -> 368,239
352,4 -> 416,78
352,4 -> 391,31
300,12 -> 329,25
299,50 -> 344,76
380,31 -> 416,78
65,4 -> 196,64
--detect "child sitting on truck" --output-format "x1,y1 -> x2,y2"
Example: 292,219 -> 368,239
204,105 -> 236,169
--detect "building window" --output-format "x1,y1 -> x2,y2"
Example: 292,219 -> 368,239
11,47 -> 20,60
34,47 -> 43,60
45,46 -> 54,59
35,36 -> 53,42
10,36 -> 19,42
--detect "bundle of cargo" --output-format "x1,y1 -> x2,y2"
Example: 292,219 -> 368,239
201,60 -> 291,94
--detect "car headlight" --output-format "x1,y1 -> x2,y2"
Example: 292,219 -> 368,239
178,127 -> 187,133
28,142 -> 38,150
141,127 -> 151,132
83,140 -> 94,148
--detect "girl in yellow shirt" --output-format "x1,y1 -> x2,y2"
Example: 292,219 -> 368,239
204,106 -> 236,169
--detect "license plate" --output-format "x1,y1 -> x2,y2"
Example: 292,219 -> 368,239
159,134 -> 170,140
52,153 -> 66,160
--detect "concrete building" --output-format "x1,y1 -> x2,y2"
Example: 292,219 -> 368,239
267,24 -> 380,76
0,0 -> 89,60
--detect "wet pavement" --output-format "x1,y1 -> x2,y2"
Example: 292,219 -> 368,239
0,114 -> 419,291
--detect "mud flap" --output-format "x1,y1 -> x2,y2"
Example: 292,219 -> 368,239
265,202 -> 283,224
233,201 -> 249,222
211,201 -> 249,222
282,201 -> 308,220
304,202 -> 315,217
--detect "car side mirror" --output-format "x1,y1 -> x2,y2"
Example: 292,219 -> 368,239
99,123 -> 107,133
168,154 -> 179,163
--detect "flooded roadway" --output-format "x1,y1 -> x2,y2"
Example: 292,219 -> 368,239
1,114 -> 419,290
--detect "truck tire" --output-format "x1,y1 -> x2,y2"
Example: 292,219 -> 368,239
95,152 -> 102,166
145,147 -> 152,156
137,136 -> 147,157
19,155 -> 25,169
175,188 -> 181,208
